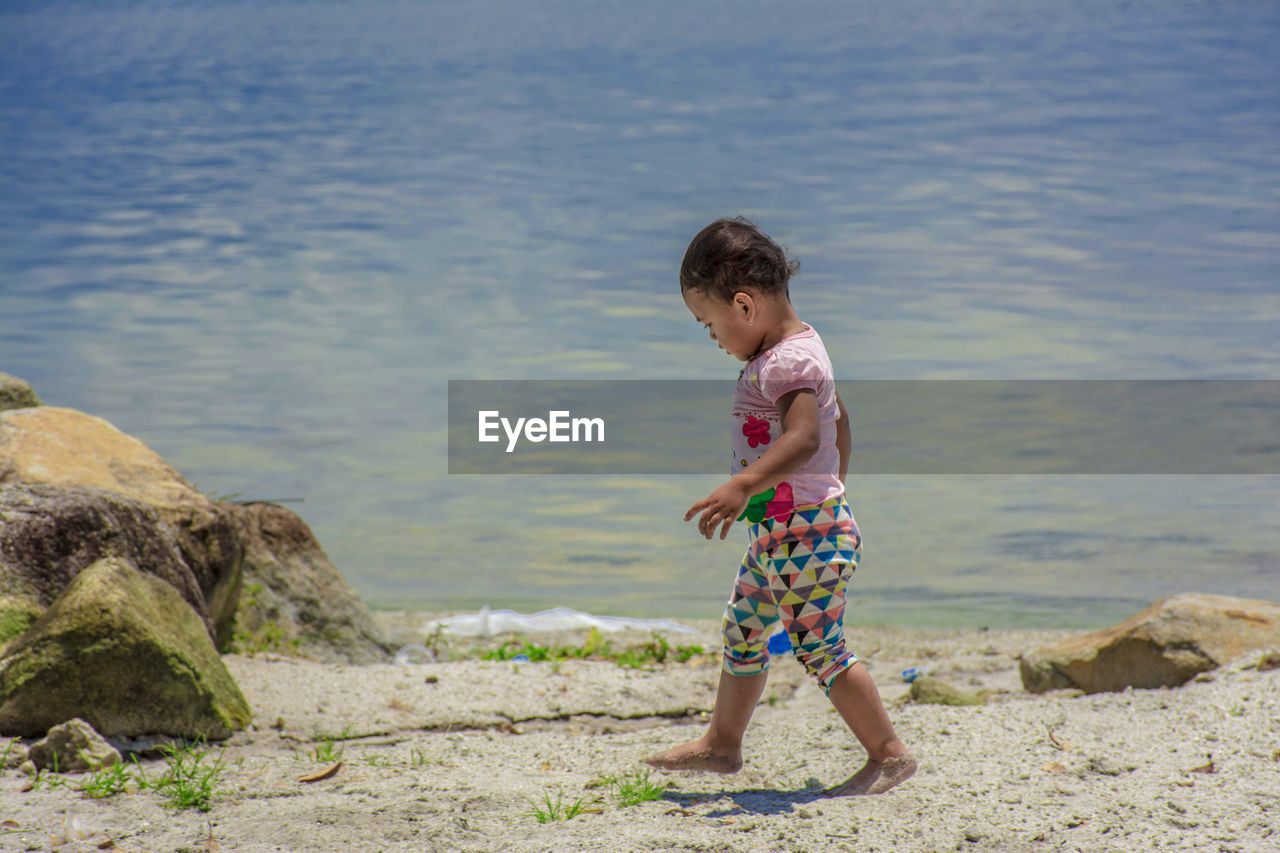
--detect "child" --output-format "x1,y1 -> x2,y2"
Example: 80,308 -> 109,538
645,217 -> 916,796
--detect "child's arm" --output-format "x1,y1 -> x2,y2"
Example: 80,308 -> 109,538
835,390 -> 850,483
685,388 -> 822,540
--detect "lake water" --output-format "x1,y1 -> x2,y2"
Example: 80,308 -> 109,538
2,0 -> 1277,629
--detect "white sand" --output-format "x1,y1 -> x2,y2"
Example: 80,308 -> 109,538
2,618 -> 1277,852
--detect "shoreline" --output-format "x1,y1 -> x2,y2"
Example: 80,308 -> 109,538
365,602 -> 1148,635
4,618 -> 1276,852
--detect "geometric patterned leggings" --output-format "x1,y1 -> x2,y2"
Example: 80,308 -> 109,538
721,494 -> 862,696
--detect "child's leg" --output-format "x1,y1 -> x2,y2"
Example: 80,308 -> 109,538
822,664 -> 916,796
644,669 -> 768,773
646,545 -> 778,773
776,499 -> 915,795
799,607 -> 916,795
826,663 -> 909,761
783,559 -> 907,764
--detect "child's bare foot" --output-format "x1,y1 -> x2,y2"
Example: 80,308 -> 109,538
644,737 -> 743,774
823,753 -> 917,796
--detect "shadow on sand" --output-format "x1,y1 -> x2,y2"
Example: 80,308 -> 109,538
663,782 -> 828,817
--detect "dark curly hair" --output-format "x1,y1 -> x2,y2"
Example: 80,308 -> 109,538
679,216 -> 799,303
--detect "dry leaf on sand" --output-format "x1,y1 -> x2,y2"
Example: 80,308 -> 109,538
299,762 -> 343,783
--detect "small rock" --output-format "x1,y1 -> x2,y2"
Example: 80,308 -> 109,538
18,760 -> 36,777
1258,650 -> 1280,672
964,829 -> 987,842
0,373 -> 41,412
1086,756 -> 1135,777
910,677 -> 985,706
28,718 -> 121,772
104,733 -> 180,759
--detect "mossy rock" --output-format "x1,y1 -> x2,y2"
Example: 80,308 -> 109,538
0,557 -> 251,738
0,409 -> 244,647
0,595 -> 41,647
909,676 -> 986,706
225,501 -> 391,663
0,373 -> 40,412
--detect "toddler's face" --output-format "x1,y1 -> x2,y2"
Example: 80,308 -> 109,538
683,287 -> 759,361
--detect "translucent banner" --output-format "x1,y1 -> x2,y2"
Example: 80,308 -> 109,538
447,380 -> 1280,475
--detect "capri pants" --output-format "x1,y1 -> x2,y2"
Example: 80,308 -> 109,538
721,494 -> 862,695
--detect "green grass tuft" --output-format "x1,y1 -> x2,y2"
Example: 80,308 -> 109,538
482,630 -> 703,669
521,790 -> 595,823
310,736 -> 344,764
29,771 -> 68,791
230,618 -> 303,656
153,741 -> 226,812
79,761 -> 134,799
595,768 -> 668,807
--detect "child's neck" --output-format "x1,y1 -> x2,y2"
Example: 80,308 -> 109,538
747,304 -> 807,361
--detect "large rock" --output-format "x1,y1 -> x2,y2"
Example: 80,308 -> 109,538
228,501 -> 391,664
0,594 -> 41,649
0,407 -> 243,646
0,557 -> 252,738
0,374 -> 40,412
1021,593 -> 1280,694
0,484 -> 215,643
0,396 -> 387,664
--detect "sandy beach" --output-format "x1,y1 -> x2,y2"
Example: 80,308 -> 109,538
2,616 -> 1277,853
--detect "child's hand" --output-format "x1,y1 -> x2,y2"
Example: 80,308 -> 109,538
684,480 -> 750,540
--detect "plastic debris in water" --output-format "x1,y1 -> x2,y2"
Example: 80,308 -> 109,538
393,644 -> 436,665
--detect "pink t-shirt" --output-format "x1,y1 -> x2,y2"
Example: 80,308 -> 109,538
731,323 -> 843,519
